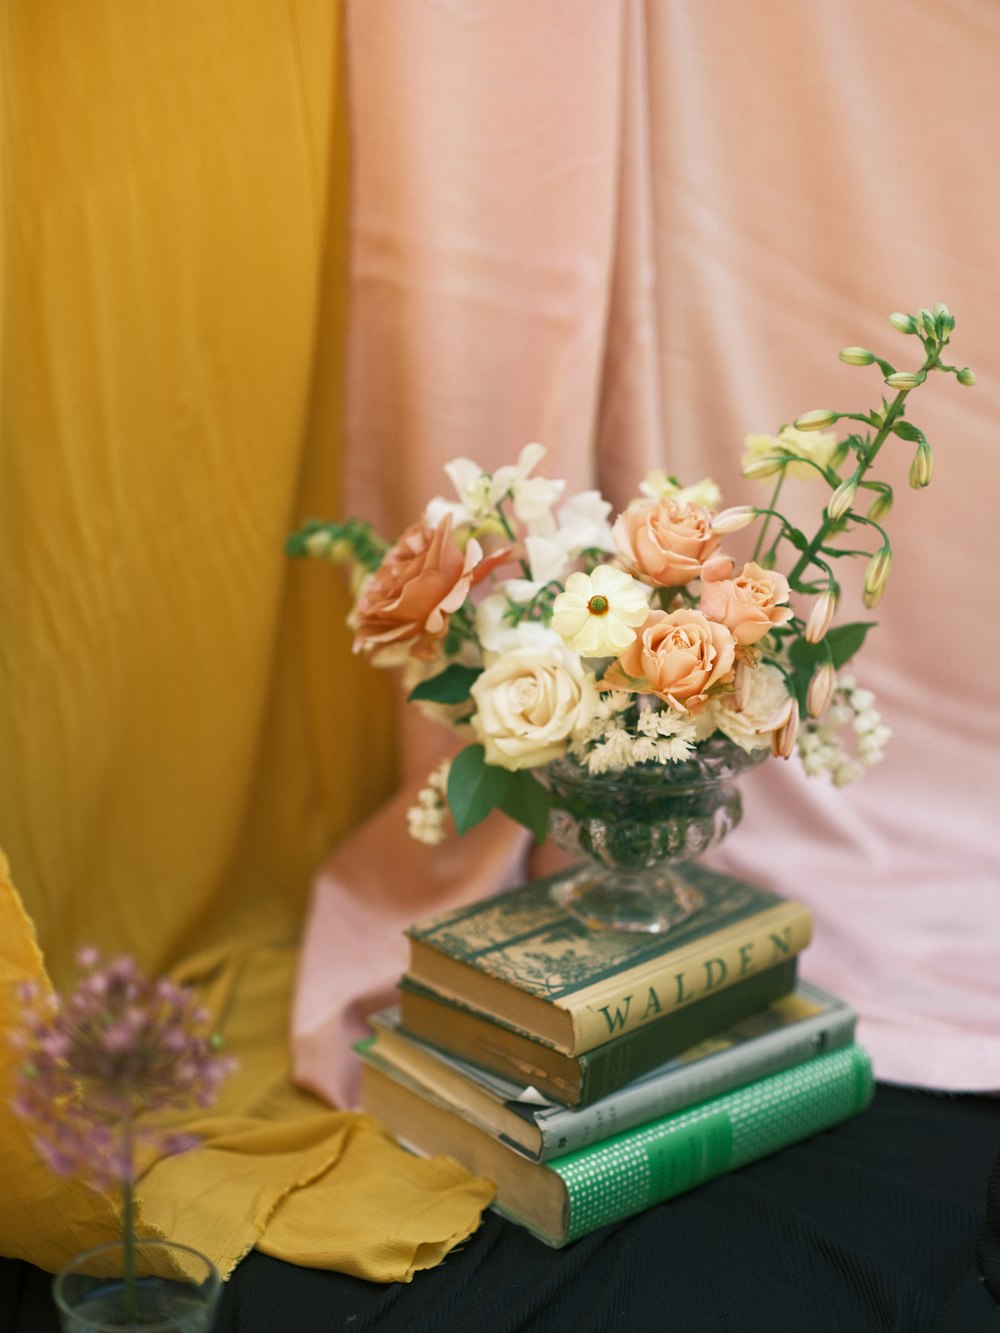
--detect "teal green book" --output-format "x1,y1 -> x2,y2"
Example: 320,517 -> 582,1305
397,957 -> 799,1107
359,1042 -> 874,1247
404,865 -> 813,1054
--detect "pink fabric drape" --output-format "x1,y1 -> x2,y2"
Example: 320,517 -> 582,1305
293,0 -> 1000,1107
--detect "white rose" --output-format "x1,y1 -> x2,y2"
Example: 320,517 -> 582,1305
702,662 -> 792,751
470,641 -> 599,770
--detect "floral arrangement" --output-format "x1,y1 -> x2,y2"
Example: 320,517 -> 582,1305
288,304 -> 972,846
10,949 -> 235,1312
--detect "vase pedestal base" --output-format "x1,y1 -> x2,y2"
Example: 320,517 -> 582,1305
551,867 -> 704,934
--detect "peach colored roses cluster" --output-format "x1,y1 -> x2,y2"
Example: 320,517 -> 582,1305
596,508 -> 792,714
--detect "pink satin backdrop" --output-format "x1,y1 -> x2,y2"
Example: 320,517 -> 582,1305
293,0 -> 1000,1106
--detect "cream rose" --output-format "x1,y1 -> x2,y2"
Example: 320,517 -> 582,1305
470,640 -> 599,770
702,662 -> 795,752
351,513 -> 484,662
612,498 -> 732,588
603,608 -> 737,711
699,562 -> 793,646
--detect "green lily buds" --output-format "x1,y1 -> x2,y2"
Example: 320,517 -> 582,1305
741,456 -> 786,481
957,367 -> 976,387
839,347 -> 876,366
867,488 -> 893,521
826,476 -> 859,522
884,371 -> 924,391
888,312 -> 917,334
793,409 -> 839,431
909,440 -> 934,489
863,547 -> 893,607
933,302 -> 955,335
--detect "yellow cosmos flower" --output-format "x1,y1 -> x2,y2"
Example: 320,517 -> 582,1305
551,565 -> 649,657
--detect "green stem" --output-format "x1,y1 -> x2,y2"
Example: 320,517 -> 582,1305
751,473 -> 785,564
787,346 -> 939,587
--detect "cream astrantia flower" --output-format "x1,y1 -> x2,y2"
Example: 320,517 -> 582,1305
742,426 -> 841,481
550,565 -> 650,657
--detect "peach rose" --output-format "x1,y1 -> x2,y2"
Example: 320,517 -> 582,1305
351,514 -> 485,662
612,497 -> 732,587
603,608 -> 736,711
698,562 -> 793,646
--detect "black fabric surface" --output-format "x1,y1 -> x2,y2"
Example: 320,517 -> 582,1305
3,1084 -> 998,1333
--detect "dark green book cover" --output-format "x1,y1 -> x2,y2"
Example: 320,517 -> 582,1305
405,864 -> 813,1052
399,957 -> 799,1106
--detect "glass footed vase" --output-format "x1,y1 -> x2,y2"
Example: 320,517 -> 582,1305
541,736 -> 769,934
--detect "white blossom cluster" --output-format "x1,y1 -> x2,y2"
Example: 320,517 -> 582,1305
568,692 -> 699,774
405,759 -> 452,845
796,674 -> 891,786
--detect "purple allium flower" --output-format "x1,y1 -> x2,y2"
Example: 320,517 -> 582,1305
9,949 -> 237,1190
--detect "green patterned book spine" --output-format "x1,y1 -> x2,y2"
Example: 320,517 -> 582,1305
554,1044 -> 873,1243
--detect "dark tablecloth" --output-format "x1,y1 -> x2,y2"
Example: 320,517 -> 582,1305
3,1084 -> 998,1333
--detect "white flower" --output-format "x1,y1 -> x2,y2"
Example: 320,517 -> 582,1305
638,472 -> 722,510
553,491 -> 616,555
425,443 -> 564,534
474,595 -> 564,655
470,640 -> 599,770
503,493 -> 616,603
584,730 -> 638,774
501,535 -> 572,604
405,761 -> 452,844
550,565 -> 650,657
704,662 -> 791,752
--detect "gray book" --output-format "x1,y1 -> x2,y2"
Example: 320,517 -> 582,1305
361,980 -> 856,1162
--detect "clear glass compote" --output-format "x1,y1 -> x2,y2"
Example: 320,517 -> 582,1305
540,736 -> 769,934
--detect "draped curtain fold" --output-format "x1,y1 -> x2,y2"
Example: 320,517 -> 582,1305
296,0 -> 1000,1109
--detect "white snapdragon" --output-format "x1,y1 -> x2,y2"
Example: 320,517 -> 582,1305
424,443 -> 565,534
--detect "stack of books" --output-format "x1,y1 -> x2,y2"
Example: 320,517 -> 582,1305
357,864 -> 874,1247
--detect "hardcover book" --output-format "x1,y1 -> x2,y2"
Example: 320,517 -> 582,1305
404,864 -> 813,1054
359,1041 -> 874,1248
368,979 -> 855,1158
397,957 -> 800,1107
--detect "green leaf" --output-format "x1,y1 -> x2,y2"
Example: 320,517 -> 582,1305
823,620 -> 876,669
446,745 -> 512,834
498,769 -> 552,844
891,420 -> 924,443
783,527 -> 809,552
408,664 -> 483,705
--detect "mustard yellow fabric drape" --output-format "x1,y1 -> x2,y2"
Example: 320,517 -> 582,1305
0,0 -> 492,1279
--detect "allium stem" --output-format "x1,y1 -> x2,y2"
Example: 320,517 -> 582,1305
121,1119 -> 138,1324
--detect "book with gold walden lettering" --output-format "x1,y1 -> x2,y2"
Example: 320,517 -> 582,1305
403,864 -> 813,1057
